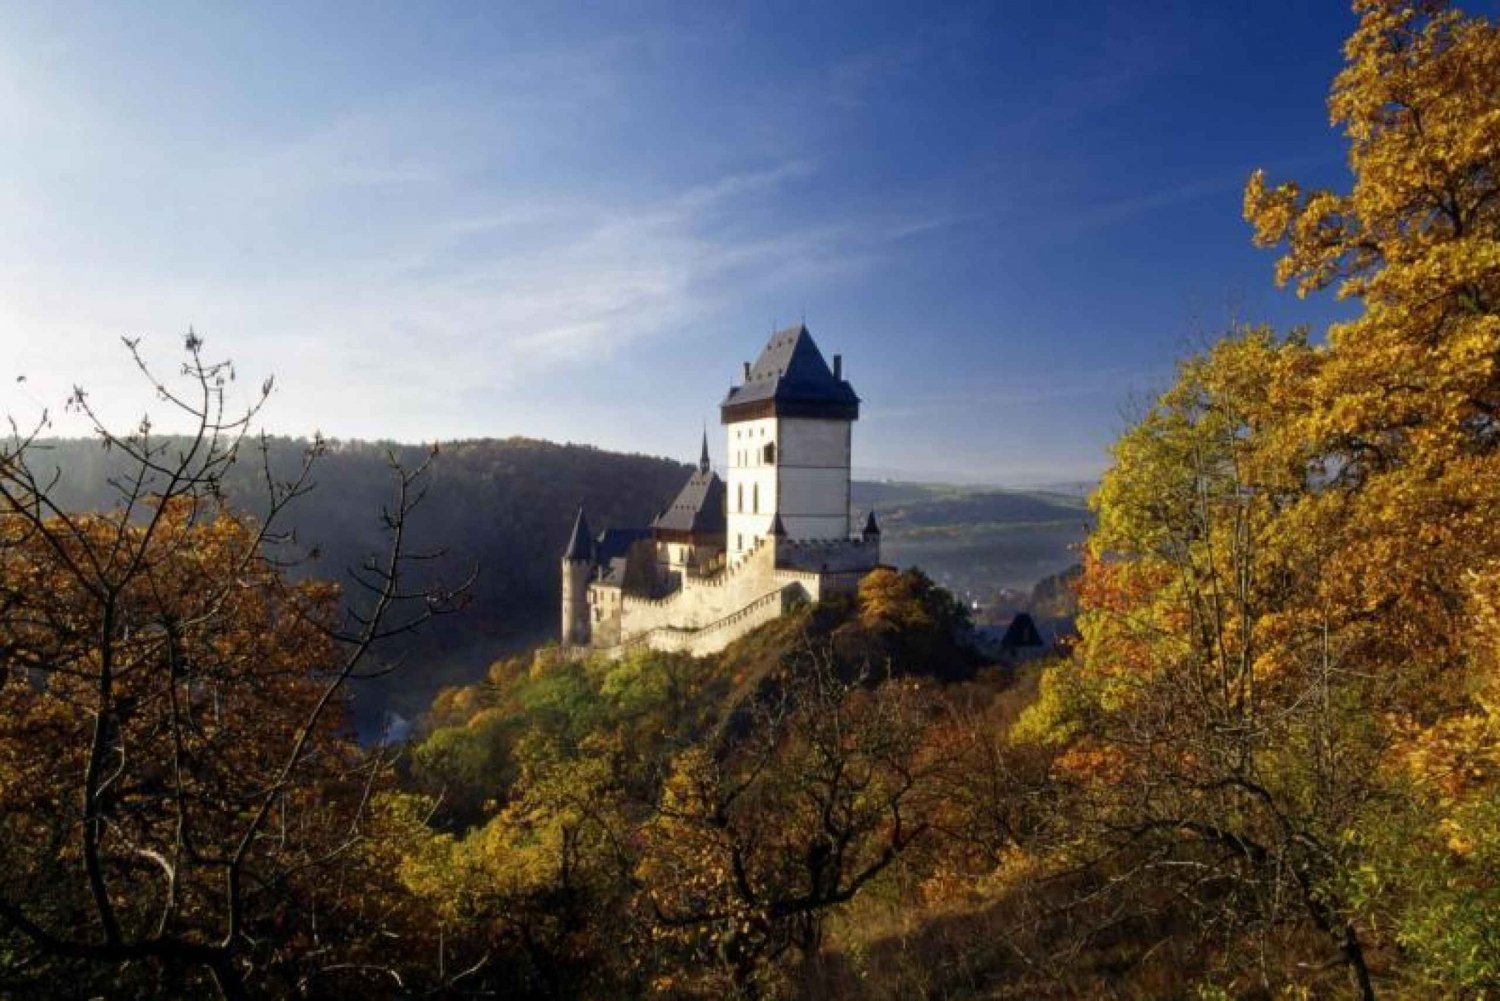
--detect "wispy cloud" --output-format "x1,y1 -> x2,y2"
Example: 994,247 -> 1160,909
0,43 -> 955,441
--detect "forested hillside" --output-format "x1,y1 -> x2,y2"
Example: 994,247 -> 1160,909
29,435 -> 692,730
31,438 -> 1084,731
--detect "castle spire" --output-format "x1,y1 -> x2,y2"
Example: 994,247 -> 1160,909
563,506 -> 593,562
699,428 -> 710,474
769,510 -> 788,537
862,509 -> 881,538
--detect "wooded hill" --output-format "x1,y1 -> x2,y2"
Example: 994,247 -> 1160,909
32,436 -> 1084,732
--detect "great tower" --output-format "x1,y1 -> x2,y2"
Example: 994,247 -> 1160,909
720,324 -> 860,560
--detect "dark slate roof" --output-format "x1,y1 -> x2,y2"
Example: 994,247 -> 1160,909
1000,613 -> 1044,649
596,527 -> 651,565
563,508 -> 593,561
653,468 -> 727,536
598,557 -> 631,586
720,324 -> 860,412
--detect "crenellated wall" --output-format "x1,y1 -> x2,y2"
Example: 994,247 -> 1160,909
621,583 -> 800,657
586,532 -> 879,657
618,535 -> 781,637
774,534 -> 880,574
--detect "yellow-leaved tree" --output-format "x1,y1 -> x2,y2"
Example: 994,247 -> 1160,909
1022,1 -> 1499,996
1244,0 -> 1500,991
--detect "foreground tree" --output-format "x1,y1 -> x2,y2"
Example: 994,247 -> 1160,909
1026,1 -> 1500,996
1024,330 -> 1393,995
637,656 -> 939,998
0,336 -> 455,998
1245,0 -> 1500,992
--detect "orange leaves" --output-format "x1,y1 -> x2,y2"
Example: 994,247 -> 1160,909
1384,565 -> 1500,812
1053,742 -> 1133,787
0,502 -> 374,968
857,566 -> 936,631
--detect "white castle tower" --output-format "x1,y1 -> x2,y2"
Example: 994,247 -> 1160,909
721,324 -> 859,559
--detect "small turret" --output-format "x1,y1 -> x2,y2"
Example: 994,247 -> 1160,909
561,507 -> 593,646
769,511 -> 788,537
861,509 -> 881,564
699,429 -> 711,474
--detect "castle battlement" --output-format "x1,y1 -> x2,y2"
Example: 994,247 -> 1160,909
561,324 -> 881,658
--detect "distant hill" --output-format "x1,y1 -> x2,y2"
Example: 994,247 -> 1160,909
1030,562 -> 1083,620
851,481 -> 1091,602
31,436 -> 690,733
31,441 -> 1088,732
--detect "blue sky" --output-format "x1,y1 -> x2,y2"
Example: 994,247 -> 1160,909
0,1 -> 1412,484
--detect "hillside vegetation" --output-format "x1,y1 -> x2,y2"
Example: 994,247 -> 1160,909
30,439 -> 1083,731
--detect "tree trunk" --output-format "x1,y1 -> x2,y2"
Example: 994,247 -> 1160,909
1340,922 -> 1376,1001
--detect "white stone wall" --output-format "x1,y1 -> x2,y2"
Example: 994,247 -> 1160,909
777,417 -> 851,541
726,416 -> 779,558
725,414 -> 853,557
619,536 -> 782,638
623,584 -> 797,657
596,535 -> 880,657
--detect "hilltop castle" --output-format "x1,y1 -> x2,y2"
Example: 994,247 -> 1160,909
561,324 -> 883,656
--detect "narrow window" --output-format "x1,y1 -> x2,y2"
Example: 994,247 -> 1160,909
763,442 -> 775,464
752,483 -> 759,514
738,484 -> 743,512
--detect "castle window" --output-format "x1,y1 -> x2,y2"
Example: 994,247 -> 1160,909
737,484 -> 743,512
763,442 -> 775,464
752,483 -> 759,513
737,533 -> 743,551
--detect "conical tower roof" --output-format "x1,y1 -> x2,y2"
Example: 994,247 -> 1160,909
563,507 -> 593,562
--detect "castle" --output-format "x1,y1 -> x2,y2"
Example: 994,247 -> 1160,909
561,324 -> 883,656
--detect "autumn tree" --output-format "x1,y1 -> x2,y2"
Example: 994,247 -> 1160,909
1032,1 -> 1500,996
1243,0 -> 1500,992
0,336 -> 457,998
1019,329 -> 1402,995
637,654 -> 939,998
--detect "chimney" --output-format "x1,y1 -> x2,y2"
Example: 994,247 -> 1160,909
833,354 -> 843,380
742,361 -> 751,381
